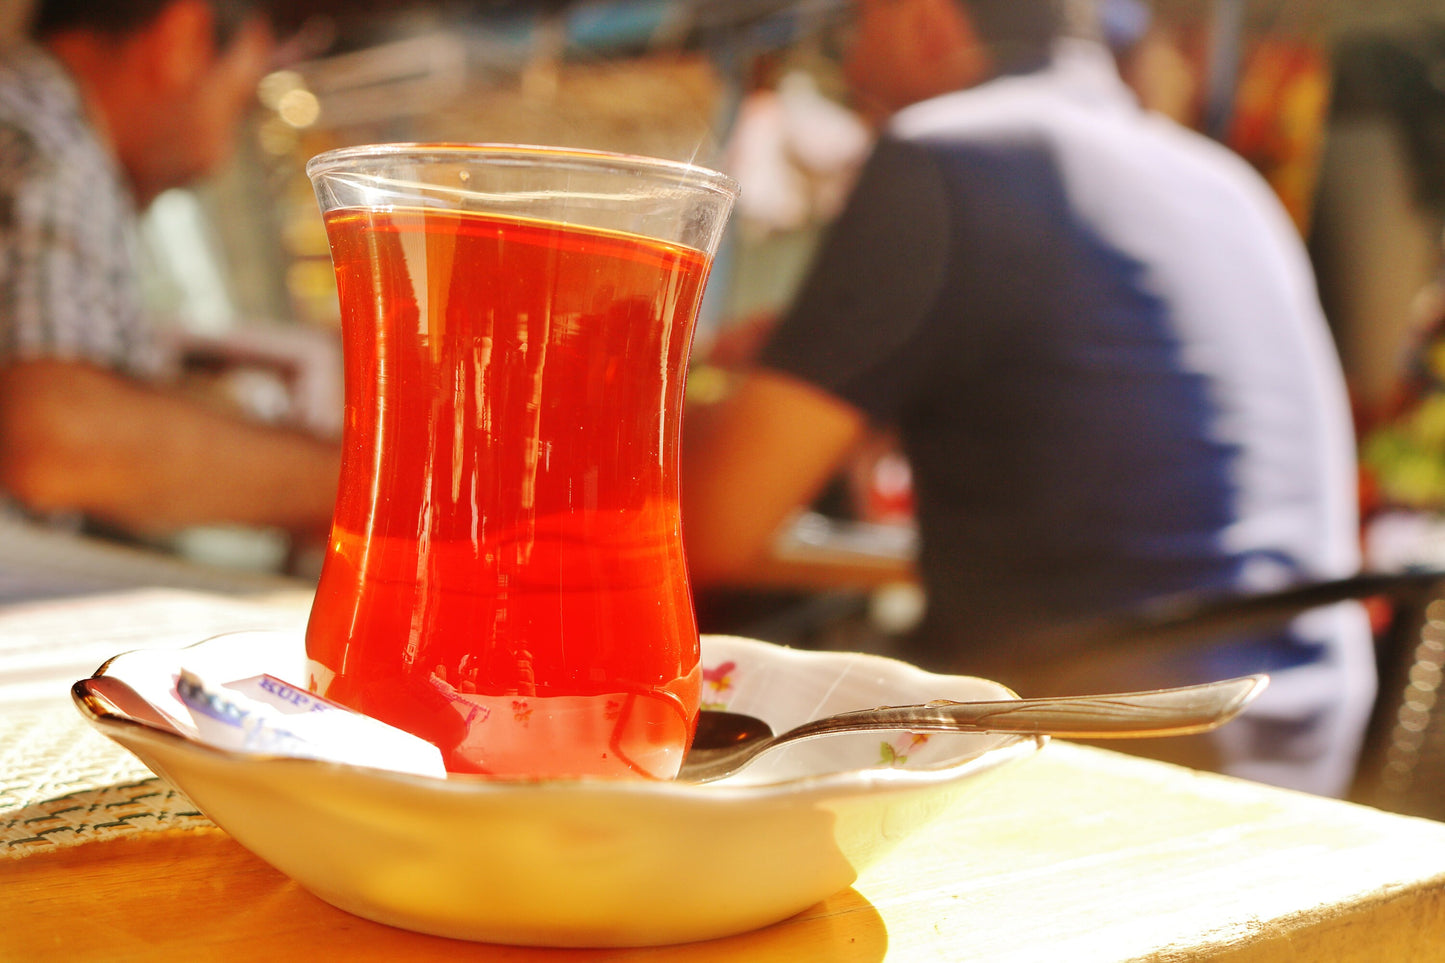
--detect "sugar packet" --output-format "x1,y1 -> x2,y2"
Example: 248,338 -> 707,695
174,669 -> 446,779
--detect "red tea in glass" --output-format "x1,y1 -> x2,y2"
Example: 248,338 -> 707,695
303,145 -> 736,779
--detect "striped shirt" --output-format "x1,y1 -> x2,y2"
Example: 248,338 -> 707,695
0,43 -> 157,376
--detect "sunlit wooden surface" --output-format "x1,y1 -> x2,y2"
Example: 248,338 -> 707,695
5,586 -> 1445,962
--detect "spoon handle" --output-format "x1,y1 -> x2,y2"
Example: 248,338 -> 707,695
781,674 -> 1269,742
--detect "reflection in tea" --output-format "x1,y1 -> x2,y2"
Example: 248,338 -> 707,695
305,207 -> 711,778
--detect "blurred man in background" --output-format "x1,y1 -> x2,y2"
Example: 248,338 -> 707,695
0,0 -> 339,546
684,0 -> 1375,795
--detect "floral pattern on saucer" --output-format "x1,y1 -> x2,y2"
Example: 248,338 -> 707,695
701,656 -> 938,770
700,660 -> 737,711
881,732 -> 931,767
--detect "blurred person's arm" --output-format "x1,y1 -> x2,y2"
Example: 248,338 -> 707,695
0,358 -> 339,540
698,311 -> 780,370
684,140 -> 947,591
682,367 -> 914,589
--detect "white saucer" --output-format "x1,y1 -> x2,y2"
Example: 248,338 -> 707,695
74,630 -> 1042,947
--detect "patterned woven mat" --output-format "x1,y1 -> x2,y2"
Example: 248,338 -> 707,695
0,704 -> 213,859
1,778 -> 211,859
0,584 -> 315,859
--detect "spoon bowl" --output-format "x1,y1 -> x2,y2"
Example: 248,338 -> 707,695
682,674 -> 1268,783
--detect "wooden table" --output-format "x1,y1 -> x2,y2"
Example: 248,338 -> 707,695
5,585 -> 1445,962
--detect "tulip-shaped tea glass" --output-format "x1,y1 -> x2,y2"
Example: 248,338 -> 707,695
304,144 -> 737,779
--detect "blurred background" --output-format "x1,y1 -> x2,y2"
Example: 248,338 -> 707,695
7,0 -> 1445,813
5,0 -> 1445,623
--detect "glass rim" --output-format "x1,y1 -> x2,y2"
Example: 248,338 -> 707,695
306,142 -> 739,200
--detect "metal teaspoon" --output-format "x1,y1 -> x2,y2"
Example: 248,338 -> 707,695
680,673 -> 1268,783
